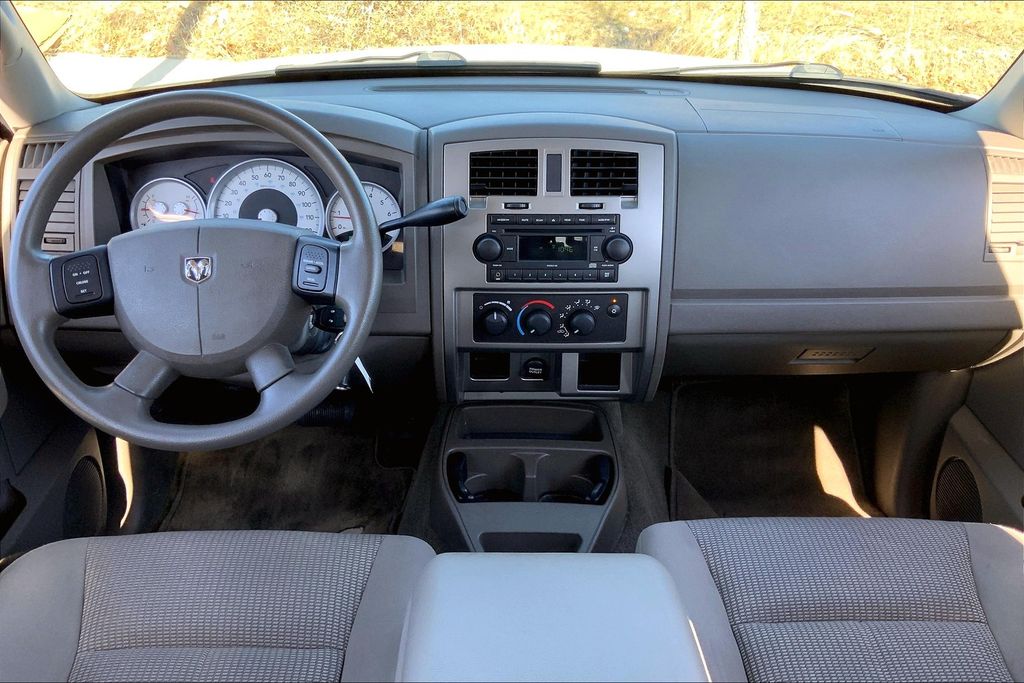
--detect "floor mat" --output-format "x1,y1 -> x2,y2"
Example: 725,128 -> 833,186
160,425 -> 412,534
670,378 -> 881,519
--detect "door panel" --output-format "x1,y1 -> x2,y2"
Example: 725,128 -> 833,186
932,351 -> 1024,528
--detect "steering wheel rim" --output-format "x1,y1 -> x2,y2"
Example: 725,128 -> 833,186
8,90 -> 383,451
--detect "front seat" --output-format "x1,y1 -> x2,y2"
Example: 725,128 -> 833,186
639,517 -> 1023,682
0,530 -> 434,682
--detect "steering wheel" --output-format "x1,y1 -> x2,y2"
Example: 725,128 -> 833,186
8,91 -> 382,451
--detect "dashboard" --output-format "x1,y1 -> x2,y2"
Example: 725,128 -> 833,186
2,76 -> 1022,402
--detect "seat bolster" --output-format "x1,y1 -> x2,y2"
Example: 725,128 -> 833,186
0,537 -> 90,683
342,535 -> 436,683
637,521 -> 747,682
965,523 -> 1024,681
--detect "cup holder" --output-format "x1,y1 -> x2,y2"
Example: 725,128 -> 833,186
446,450 -> 613,505
447,451 -> 525,503
537,453 -> 614,505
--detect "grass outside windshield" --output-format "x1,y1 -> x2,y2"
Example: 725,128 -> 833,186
13,0 -> 1024,99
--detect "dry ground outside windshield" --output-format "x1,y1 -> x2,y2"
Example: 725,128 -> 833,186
14,0 -> 1023,98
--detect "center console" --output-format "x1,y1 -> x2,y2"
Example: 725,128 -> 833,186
438,136 -> 667,401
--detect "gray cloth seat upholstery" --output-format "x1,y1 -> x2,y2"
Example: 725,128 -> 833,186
0,530 -> 434,683
638,517 -> 1024,683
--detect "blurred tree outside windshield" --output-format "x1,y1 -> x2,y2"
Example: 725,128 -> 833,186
13,0 -> 1023,97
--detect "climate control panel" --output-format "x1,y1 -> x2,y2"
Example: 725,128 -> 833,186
473,292 -> 628,343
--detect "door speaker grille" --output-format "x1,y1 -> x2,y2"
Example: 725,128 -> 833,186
934,458 -> 983,523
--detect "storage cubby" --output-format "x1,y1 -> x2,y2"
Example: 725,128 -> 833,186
453,404 -> 603,441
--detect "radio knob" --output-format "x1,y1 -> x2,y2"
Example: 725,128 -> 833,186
523,310 -> 553,336
482,308 -> 510,336
602,235 -> 633,263
473,235 -> 504,262
568,310 -> 597,336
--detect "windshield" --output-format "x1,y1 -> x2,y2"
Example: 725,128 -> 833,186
13,0 -> 1023,99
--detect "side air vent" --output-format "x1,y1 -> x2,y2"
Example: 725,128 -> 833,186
469,149 -> 538,196
570,149 -> 639,197
19,141 -> 64,169
16,140 -> 78,253
984,153 -> 1024,261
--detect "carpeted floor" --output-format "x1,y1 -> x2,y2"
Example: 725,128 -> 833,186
670,378 -> 881,520
160,425 -> 413,534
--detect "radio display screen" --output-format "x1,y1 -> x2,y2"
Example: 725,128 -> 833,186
519,235 -> 588,261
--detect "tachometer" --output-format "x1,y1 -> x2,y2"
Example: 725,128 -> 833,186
326,182 -> 401,250
208,158 -> 324,234
130,177 -> 205,229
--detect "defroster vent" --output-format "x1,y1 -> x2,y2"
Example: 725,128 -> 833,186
570,149 -> 639,196
469,149 -> 538,196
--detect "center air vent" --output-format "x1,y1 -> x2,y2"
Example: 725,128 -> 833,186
469,149 -> 538,196
570,149 -> 639,197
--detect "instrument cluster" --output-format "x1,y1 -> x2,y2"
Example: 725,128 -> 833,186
128,155 -> 402,250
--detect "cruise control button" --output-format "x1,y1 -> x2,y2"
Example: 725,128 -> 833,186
303,264 -> 323,274
62,254 -> 102,303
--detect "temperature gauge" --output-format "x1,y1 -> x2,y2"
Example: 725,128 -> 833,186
326,182 -> 401,251
130,177 -> 206,229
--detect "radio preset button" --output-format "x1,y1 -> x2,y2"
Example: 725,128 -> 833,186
522,270 -> 538,281
583,271 -> 599,281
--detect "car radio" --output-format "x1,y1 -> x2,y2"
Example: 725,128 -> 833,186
472,214 -> 633,283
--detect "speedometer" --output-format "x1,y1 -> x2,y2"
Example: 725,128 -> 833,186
326,182 -> 402,250
208,158 -> 324,234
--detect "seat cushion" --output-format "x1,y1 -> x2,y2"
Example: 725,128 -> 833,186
0,530 -> 434,683
639,518 -> 1022,683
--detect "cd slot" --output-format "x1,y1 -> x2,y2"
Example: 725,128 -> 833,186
504,226 -> 603,235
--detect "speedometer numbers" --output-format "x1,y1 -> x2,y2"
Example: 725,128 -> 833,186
208,158 -> 325,234
327,182 -> 402,251
130,178 -> 205,229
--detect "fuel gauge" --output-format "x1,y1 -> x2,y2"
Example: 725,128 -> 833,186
130,177 -> 206,229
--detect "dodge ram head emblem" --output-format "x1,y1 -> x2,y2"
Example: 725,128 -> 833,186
183,256 -> 212,283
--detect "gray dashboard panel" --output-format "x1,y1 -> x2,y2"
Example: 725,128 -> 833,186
5,76 -> 1023,385
669,130 -> 1023,342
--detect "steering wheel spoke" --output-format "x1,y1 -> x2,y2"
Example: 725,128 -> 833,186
114,350 -> 179,400
246,343 -> 296,392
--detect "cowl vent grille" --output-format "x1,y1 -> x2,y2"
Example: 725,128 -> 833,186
570,149 -> 639,196
20,141 -> 64,169
469,149 -> 538,196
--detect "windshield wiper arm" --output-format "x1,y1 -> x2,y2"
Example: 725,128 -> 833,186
637,60 -> 844,79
